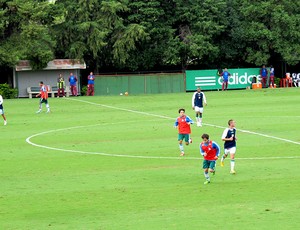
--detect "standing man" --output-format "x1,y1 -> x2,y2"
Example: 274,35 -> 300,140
260,65 -> 268,88
0,94 -> 7,125
36,81 -> 50,113
69,72 -> 78,96
269,65 -> 275,88
57,74 -> 65,97
220,68 -> 231,91
87,72 -> 95,96
174,108 -> 193,156
192,87 -> 207,127
220,119 -> 237,174
200,133 -> 220,184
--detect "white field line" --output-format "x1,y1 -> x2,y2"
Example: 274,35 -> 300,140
25,97 -> 300,160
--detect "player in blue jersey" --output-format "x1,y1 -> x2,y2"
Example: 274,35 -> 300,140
220,68 -> 231,91
0,94 -> 7,125
87,72 -> 95,96
260,65 -> 268,88
192,87 -> 207,127
220,119 -> 237,174
69,73 -> 78,96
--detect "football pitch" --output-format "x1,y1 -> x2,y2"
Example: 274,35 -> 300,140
1,88 -> 300,229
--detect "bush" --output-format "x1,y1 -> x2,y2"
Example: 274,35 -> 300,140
81,85 -> 87,96
0,83 -> 18,99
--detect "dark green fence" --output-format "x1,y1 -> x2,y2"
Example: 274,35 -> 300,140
94,73 -> 185,95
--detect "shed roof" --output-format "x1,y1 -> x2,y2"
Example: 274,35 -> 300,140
16,59 -> 86,71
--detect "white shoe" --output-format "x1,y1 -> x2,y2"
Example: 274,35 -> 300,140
4,120 -> 7,125
36,110 -> 41,114
197,121 -> 200,127
46,110 -> 50,113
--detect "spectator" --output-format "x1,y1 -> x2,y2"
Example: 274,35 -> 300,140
87,72 -> 95,96
260,65 -> 268,88
57,74 -> 65,97
69,72 -> 78,96
269,65 -> 275,88
220,68 -> 231,91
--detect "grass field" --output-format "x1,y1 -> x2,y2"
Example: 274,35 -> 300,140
1,88 -> 300,229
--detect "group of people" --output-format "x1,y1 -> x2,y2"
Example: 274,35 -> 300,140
35,72 -> 96,114
56,72 -> 95,98
260,65 -> 275,88
174,87 -> 237,184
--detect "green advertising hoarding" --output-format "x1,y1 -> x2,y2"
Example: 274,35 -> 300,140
186,68 -> 261,91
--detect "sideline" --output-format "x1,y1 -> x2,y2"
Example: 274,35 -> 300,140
25,98 -> 300,160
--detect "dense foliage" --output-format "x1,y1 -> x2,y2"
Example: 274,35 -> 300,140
0,0 -> 300,72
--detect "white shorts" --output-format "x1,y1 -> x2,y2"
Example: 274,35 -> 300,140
194,106 -> 204,113
0,108 -> 4,115
224,147 -> 236,155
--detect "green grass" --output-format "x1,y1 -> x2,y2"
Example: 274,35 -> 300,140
1,88 -> 300,229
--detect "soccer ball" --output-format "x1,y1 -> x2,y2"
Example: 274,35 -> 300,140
120,93 -> 123,96
124,92 -> 129,96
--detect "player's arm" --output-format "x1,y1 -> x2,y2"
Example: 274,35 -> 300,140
174,120 -> 178,128
200,144 -> 206,156
192,92 -> 196,108
221,128 -> 231,141
212,141 -> 220,159
186,116 -> 193,124
202,93 -> 207,106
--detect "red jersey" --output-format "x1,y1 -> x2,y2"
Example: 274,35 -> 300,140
176,115 -> 192,134
40,85 -> 48,99
200,140 -> 219,160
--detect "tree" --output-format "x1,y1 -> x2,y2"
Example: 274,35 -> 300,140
0,0 -> 59,70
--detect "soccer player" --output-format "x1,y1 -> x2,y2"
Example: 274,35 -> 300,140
220,68 -> 231,91
36,81 -> 50,113
0,94 -> 7,125
200,133 -> 220,184
192,87 -> 207,127
87,72 -> 95,96
174,108 -> 193,156
220,119 -> 237,174
69,72 -> 78,96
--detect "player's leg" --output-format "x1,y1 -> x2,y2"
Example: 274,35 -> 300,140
184,134 -> 190,145
45,99 -> 50,113
220,149 -> 229,166
178,134 -> 185,156
229,147 -> 236,174
203,161 -> 210,184
36,98 -> 43,113
209,160 -> 216,175
1,109 -> 7,125
199,107 -> 204,126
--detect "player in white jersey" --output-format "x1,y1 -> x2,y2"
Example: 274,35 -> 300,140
220,119 -> 237,174
0,94 -> 7,125
192,87 -> 207,127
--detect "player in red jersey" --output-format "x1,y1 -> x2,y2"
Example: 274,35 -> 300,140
174,108 -> 193,156
36,81 -> 50,113
200,133 -> 220,184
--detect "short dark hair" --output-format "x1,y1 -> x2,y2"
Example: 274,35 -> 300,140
201,133 -> 209,140
178,108 -> 185,113
228,119 -> 234,125
40,81 -> 43,84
